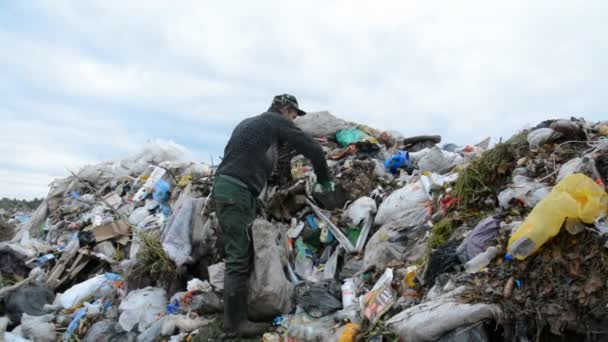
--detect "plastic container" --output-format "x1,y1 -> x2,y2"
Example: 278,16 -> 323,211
341,279 -> 356,308
464,246 -> 498,274
508,174 -> 608,260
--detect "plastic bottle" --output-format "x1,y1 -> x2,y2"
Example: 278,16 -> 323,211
338,323 -> 361,342
464,246 -> 498,273
508,174 -> 608,259
341,278 -> 356,308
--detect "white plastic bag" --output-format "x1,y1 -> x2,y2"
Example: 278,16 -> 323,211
417,147 -> 463,174
294,111 -> 353,138
187,278 -> 211,293
374,180 -> 432,226
556,155 -> 600,183
498,175 -> 552,209
386,286 -> 502,341
77,163 -> 116,187
161,197 -> 194,267
4,333 -> 32,342
345,197 -> 377,226
208,262 -> 225,292
527,128 -> 562,148
363,223 -> 410,271
128,207 -> 150,226
118,287 -> 167,332
20,314 -> 55,342
113,139 -> 188,176
420,173 -> 459,191
56,274 -> 112,309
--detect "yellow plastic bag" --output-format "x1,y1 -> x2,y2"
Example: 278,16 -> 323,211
508,173 -> 608,260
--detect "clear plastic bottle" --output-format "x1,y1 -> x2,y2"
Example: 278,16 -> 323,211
464,246 -> 498,273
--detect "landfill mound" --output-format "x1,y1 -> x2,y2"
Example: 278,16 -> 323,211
1,114 -> 607,342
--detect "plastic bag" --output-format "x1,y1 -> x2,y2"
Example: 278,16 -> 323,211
295,280 -> 343,318
384,151 -> 412,174
363,223 -> 412,271
556,155 -> 601,183
161,315 -> 212,335
417,147 -> 464,174
161,197 -> 194,267
21,314 -> 55,342
336,128 -> 371,147
83,319 -> 134,342
133,166 -> 167,202
136,316 -> 169,342
287,312 -> 337,341
386,286 -> 501,341
420,173 -> 459,191
436,325 -> 489,342
360,268 -> 396,323
56,273 -> 120,309
294,238 -> 321,282
113,139 -> 188,176
324,247 -> 340,280
118,287 -> 167,332
461,216 -> 501,261
128,207 -> 150,226
344,197 -> 377,226
498,175 -> 552,209
5,284 -> 54,324
248,219 -> 295,320
508,173 -> 608,260
294,111 -> 353,138
77,163 -> 117,187
4,333 -> 32,342
208,262 -> 225,292
374,180 -> 431,226
527,128 -> 562,147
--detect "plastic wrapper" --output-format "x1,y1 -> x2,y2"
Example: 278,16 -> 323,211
360,268 -> 396,323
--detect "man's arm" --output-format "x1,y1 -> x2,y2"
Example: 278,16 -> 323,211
275,116 -> 331,184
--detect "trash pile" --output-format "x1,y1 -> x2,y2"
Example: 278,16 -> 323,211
1,114 -> 607,342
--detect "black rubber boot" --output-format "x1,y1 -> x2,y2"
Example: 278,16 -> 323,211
223,273 -> 269,337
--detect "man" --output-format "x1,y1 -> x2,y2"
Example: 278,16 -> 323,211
213,94 -> 333,337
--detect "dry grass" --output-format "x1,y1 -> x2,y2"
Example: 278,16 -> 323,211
453,131 -> 529,209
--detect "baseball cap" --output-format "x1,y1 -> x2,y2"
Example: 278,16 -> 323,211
271,94 -> 306,116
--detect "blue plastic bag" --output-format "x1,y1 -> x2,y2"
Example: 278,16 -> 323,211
153,179 -> 172,216
384,151 -> 412,174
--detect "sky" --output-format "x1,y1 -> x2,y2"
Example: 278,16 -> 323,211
1,1 -> 607,199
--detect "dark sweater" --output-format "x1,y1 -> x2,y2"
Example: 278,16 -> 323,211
216,111 -> 330,196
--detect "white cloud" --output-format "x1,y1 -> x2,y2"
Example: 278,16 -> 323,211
2,0 -> 607,198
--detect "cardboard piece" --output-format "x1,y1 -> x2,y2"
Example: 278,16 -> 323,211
94,220 -> 131,242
